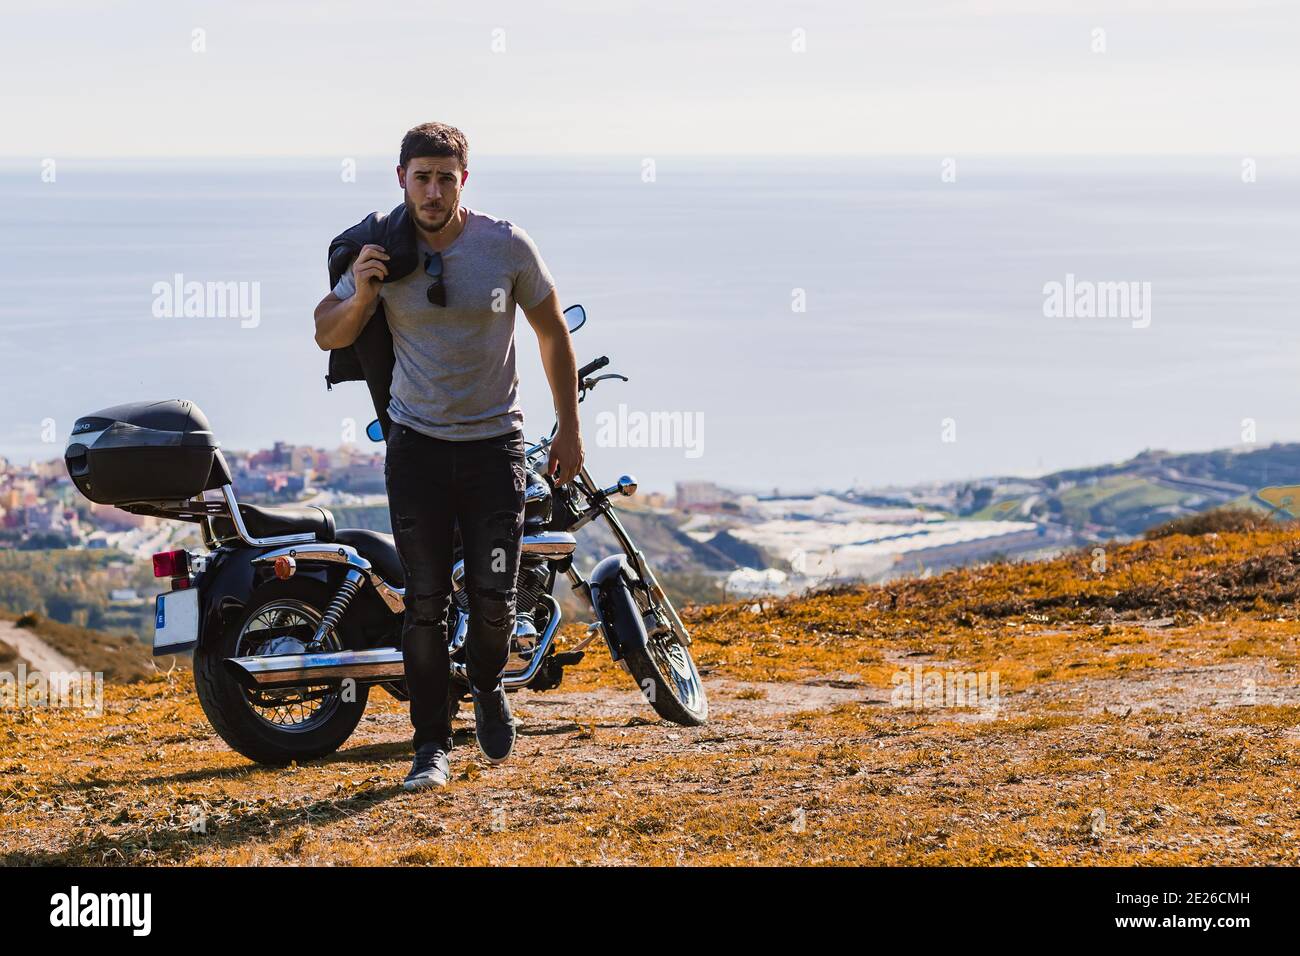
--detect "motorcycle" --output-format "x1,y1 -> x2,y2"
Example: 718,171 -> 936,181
63,304 -> 708,765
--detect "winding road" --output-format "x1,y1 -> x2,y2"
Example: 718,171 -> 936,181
0,620 -> 81,674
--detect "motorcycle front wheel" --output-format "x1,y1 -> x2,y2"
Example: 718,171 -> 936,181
603,574 -> 709,726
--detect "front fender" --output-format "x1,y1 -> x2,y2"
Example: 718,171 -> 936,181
588,554 -> 645,663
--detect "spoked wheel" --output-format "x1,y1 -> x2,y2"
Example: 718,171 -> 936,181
193,579 -> 369,766
607,574 -> 709,726
235,599 -> 343,732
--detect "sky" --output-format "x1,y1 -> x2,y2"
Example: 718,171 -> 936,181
2,0 -> 1299,158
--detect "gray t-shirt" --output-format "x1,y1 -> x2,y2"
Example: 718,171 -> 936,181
333,207 -> 554,441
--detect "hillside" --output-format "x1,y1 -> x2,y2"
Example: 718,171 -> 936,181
1048,443 -> 1300,491
3,525 -> 1300,865
946,442 -> 1300,540
0,610 -> 165,683
9,441 -> 1296,641
0,548 -> 160,643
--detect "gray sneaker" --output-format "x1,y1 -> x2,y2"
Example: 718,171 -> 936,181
402,744 -> 450,790
471,683 -> 517,765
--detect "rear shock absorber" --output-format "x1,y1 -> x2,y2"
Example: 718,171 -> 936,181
311,568 -> 365,648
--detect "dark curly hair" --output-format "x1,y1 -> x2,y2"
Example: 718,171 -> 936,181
400,122 -> 469,170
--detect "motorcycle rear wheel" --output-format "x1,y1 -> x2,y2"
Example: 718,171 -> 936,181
194,578 -> 369,766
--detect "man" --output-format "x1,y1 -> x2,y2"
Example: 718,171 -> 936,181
314,122 -> 584,789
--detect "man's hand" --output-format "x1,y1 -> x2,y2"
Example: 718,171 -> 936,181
313,243 -> 389,351
352,244 -> 389,305
546,423 -> 585,486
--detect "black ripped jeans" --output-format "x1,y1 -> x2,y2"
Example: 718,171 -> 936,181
383,422 -> 526,752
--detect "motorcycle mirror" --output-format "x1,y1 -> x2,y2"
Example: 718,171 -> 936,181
563,303 -> 587,334
365,419 -> 384,443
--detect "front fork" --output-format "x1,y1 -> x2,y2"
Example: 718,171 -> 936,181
564,465 -> 691,647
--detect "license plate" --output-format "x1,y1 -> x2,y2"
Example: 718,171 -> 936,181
154,588 -> 199,655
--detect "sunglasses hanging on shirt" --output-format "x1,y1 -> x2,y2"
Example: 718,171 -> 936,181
425,251 -> 446,306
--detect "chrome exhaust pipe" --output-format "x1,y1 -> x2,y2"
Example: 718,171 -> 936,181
225,594 -> 563,691
224,646 -> 404,690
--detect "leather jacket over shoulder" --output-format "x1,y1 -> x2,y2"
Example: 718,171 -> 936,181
323,202 -> 418,440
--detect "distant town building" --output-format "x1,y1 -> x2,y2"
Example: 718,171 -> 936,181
89,502 -> 150,530
335,462 -> 386,494
291,446 -> 318,473
676,481 -> 736,513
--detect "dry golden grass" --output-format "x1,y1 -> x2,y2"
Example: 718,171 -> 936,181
3,529 -> 1300,866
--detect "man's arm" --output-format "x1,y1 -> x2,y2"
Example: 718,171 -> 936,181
313,244 -> 388,350
524,288 -> 585,485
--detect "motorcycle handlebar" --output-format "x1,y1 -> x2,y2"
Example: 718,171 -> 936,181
526,354 -> 618,457
578,356 -> 609,381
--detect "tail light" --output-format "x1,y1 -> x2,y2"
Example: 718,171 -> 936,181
153,550 -> 191,578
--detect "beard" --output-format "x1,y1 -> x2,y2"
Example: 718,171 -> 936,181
405,194 -> 458,234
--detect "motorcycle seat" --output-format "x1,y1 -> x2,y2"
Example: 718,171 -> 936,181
211,503 -> 336,543
335,528 -> 405,587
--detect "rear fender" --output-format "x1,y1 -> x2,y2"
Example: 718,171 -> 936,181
195,547 -> 259,651
196,548 -> 382,651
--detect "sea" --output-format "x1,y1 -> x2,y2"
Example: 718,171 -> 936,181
2,154 -> 1298,494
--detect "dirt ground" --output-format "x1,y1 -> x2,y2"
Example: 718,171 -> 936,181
2,629 -> 1298,866
4,530 -> 1300,866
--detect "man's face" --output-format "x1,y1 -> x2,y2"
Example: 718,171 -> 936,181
397,156 -> 468,233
